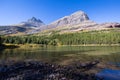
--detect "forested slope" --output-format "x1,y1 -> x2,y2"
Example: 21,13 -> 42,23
1,29 -> 120,46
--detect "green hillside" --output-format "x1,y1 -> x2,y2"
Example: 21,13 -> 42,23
1,29 -> 120,46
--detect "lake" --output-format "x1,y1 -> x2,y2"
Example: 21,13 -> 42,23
0,46 -> 120,79
0,46 -> 120,65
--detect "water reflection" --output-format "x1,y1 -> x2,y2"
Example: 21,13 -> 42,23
0,46 -> 120,65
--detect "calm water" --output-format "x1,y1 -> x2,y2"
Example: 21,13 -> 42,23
96,69 -> 120,80
0,46 -> 120,65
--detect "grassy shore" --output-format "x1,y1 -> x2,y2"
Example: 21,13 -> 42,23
3,43 -> 120,49
61,44 -> 120,46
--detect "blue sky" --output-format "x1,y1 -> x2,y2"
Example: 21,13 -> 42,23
0,0 -> 120,25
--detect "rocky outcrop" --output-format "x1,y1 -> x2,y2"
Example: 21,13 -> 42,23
100,22 -> 120,28
81,22 -> 120,31
0,60 -> 99,80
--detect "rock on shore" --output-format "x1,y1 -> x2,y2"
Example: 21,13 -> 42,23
0,60 -> 100,80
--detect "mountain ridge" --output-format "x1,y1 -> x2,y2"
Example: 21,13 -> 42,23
0,17 -> 45,35
0,10 -> 120,35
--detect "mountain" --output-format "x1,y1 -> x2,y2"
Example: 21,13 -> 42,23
19,17 -> 45,28
0,11 -> 120,35
0,26 -> 27,35
0,17 -> 45,35
32,11 -> 97,34
40,11 -> 97,34
47,11 -> 90,28
41,11 -> 120,34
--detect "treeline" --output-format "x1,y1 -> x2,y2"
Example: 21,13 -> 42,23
1,36 -> 60,46
0,36 -> 5,49
0,36 -> 2,45
1,31 -> 120,45
56,31 -> 120,45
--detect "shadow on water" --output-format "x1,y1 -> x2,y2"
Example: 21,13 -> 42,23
0,46 -> 97,64
100,52 -> 120,67
0,44 -> 19,50
0,44 -> 20,59
0,46 -> 120,64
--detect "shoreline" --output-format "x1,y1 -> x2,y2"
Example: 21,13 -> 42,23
62,44 -> 120,47
0,60 -> 119,80
0,60 -> 99,80
0,60 -> 106,79
3,43 -> 120,48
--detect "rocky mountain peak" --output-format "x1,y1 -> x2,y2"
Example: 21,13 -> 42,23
70,11 -> 89,21
47,10 -> 90,28
20,17 -> 45,28
29,17 -> 37,22
28,17 -> 43,23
